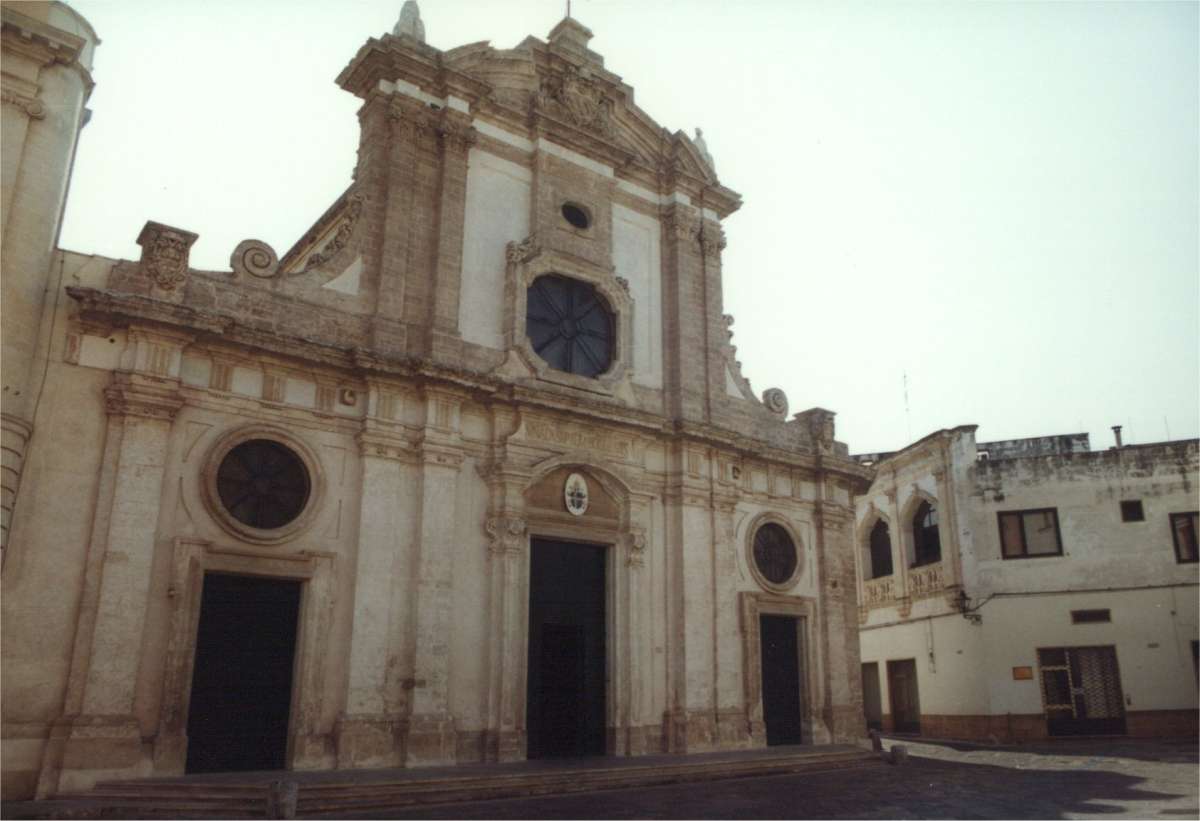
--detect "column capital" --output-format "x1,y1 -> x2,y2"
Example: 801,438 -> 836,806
103,374 -> 182,421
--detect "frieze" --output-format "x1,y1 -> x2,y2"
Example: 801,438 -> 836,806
862,576 -> 894,608
908,562 -> 944,600
485,515 -> 527,556
523,418 -> 630,461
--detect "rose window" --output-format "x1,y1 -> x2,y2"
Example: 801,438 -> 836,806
525,274 -> 614,378
753,523 -> 798,586
216,439 -> 311,530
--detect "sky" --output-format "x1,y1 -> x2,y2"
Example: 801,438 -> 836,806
59,0 -> 1199,454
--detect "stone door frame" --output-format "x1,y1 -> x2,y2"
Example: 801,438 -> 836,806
152,537 -> 337,774
739,591 -> 824,746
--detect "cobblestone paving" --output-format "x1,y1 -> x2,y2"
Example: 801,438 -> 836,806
376,737 -> 1199,820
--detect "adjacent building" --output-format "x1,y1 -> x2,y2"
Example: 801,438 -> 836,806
2,2 -> 872,800
853,426 -> 1199,741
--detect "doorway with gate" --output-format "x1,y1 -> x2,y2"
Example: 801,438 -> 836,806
886,659 -> 921,734
526,539 -> 607,758
185,572 -> 302,773
1037,646 -> 1126,736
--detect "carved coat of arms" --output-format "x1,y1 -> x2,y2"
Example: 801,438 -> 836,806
564,472 -> 589,517
535,67 -> 614,138
145,231 -> 191,291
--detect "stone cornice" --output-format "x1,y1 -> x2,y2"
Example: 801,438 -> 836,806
68,286 -> 869,480
1,5 -> 95,92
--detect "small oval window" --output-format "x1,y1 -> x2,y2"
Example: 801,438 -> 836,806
561,202 -> 591,230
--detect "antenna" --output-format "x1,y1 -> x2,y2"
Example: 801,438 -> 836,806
1164,416 -> 1171,441
567,0 -> 571,17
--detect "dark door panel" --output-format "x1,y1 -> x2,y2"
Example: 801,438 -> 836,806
186,573 -> 301,773
526,539 -> 606,758
887,659 -> 921,734
760,614 -> 803,746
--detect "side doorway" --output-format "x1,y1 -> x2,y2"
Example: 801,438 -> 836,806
886,659 -> 921,734
759,614 -> 806,746
185,573 -> 302,773
1037,646 -> 1126,736
862,662 -> 883,731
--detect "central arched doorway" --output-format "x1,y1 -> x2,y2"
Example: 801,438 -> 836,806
525,538 -> 607,758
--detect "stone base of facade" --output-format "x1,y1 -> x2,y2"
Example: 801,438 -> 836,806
882,710 -> 1200,742
1125,709 -> 1199,738
335,714 -> 406,769
405,713 -> 457,766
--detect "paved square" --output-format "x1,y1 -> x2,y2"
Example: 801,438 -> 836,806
377,737 -> 1199,820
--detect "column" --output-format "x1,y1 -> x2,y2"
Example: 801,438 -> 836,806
661,206 -> 707,422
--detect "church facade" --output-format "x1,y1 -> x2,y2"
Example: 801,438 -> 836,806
1,3 -> 872,799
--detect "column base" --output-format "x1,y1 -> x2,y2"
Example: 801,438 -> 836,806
40,715 -> 151,796
335,714 -> 406,769
481,728 -> 525,763
405,713 -> 457,766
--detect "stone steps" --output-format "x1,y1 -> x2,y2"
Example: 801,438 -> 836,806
8,746 -> 881,819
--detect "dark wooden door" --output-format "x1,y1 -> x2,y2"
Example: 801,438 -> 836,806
760,615 -> 803,746
526,539 -> 606,758
862,662 -> 883,731
887,659 -> 921,734
186,573 -> 301,773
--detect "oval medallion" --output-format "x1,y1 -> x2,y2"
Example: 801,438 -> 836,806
564,472 -> 589,516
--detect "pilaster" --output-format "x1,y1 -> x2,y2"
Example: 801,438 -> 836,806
41,365 -> 183,794
336,408 -> 421,769
427,110 -> 476,363
404,387 -> 466,765
661,205 -> 707,422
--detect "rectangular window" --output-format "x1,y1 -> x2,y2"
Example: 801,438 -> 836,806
1171,512 -> 1198,563
1120,500 -> 1144,522
998,508 -> 1063,559
1071,609 -> 1111,624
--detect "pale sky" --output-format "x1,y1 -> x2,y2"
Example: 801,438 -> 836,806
60,0 -> 1199,454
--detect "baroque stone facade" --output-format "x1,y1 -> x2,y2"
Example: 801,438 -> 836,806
1,5 -> 873,799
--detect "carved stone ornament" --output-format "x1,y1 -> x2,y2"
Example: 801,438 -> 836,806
699,225 -> 726,257
306,198 -> 363,271
762,388 -> 788,417
230,239 -> 279,279
614,276 -> 631,295
664,210 -> 699,243
534,65 -> 614,137
626,529 -> 647,567
1,89 -> 45,119
564,472 -> 589,517
137,222 -> 198,292
505,234 -> 541,265
438,119 -> 477,154
485,515 -> 527,556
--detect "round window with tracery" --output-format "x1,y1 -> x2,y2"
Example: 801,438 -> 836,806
525,274 -> 614,378
216,439 -> 311,529
753,522 -> 798,586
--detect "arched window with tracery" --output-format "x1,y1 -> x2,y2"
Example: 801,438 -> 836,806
912,501 -> 941,567
868,519 -> 893,579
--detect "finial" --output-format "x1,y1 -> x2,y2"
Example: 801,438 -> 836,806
393,0 -> 426,43
694,127 -> 715,173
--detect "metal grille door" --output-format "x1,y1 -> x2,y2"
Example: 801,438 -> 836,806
1037,646 -> 1126,736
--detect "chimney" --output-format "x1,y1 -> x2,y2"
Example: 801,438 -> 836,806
1111,425 -> 1123,449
